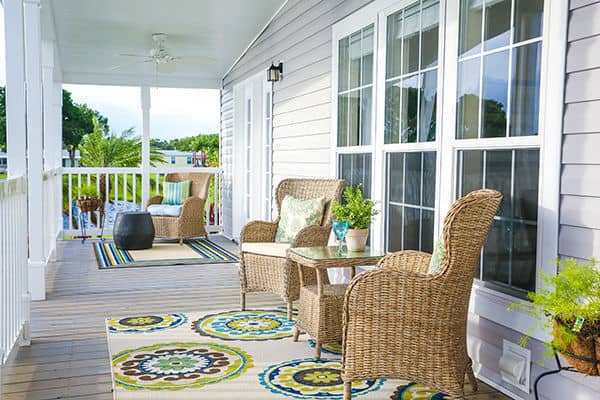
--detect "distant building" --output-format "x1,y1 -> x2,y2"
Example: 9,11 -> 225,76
62,150 -> 82,167
0,152 -> 7,173
158,150 -> 207,167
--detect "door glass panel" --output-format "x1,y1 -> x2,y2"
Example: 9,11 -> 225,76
403,4 -> 421,75
514,0 -> 544,43
510,42 -> 541,137
401,74 -> 419,143
338,153 -> 372,198
385,81 -> 401,144
338,37 -> 349,92
459,0 -> 483,57
419,70 -> 437,142
421,0 -> 440,68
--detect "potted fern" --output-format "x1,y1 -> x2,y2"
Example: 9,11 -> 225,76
509,258 -> 600,375
76,184 -> 102,213
331,185 -> 378,252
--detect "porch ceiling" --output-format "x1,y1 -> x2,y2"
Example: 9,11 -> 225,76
43,0 -> 285,89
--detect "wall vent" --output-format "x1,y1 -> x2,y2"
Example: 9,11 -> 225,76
499,339 -> 531,393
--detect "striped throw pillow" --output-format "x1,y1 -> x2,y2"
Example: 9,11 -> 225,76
161,180 -> 191,205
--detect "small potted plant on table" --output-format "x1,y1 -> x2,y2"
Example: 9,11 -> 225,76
331,184 -> 377,252
76,184 -> 102,213
510,257 -> 600,375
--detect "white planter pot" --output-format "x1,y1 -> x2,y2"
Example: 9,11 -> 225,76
346,228 -> 369,252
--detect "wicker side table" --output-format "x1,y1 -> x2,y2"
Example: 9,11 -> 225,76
288,246 -> 384,359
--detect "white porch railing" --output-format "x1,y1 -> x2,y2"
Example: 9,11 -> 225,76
62,167 -> 222,237
0,175 -> 29,364
43,168 -> 63,261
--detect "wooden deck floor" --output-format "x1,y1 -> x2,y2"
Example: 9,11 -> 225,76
1,237 -> 509,399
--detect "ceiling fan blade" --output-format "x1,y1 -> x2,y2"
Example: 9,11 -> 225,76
109,59 -> 153,71
178,56 -> 217,65
118,53 -> 150,58
156,62 -> 177,74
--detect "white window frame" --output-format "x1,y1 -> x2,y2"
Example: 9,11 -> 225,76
331,0 -> 566,339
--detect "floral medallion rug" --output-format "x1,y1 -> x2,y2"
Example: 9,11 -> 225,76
107,309 -> 450,399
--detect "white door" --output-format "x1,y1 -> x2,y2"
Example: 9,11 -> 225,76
232,73 -> 273,239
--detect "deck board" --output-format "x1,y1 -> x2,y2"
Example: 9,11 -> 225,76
1,237 -> 509,399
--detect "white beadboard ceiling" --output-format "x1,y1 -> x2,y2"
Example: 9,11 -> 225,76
43,0 -> 285,88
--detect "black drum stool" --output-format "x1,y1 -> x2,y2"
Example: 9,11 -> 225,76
113,211 -> 155,250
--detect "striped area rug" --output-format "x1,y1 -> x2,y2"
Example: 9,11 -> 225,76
94,238 -> 239,269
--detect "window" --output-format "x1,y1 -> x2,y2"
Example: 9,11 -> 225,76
263,89 -> 273,220
186,156 -> 193,165
332,0 -> 558,309
170,156 -> 176,164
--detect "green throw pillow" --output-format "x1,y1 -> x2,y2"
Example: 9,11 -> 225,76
275,195 -> 326,243
428,236 -> 445,274
162,180 -> 191,205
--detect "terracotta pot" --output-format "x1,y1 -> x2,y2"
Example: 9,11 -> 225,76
76,198 -> 102,213
553,320 -> 599,376
346,228 -> 369,252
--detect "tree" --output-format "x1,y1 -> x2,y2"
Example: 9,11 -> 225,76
62,89 -> 109,165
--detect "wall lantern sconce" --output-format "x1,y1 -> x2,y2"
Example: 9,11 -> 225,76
267,62 -> 283,82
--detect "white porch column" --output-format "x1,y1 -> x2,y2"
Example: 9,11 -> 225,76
4,0 -> 27,177
24,0 -> 46,301
141,86 -> 151,208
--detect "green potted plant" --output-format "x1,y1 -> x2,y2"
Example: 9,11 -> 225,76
509,257 -> 600,375
331,184 -> 378,252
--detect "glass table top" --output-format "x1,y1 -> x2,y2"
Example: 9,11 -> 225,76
290,246 -> 385,261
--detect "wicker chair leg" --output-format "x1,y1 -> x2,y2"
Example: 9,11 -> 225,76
315,341 -> 322,360
179,238 -> 184,245
466,362 -> 478,393
287,302 -> 293,320
240,292 -> 246,311
293,326 -> 300,342
343,382 -> 351,400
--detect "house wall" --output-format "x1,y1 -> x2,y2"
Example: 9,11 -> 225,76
220,0 -> 600,398
220,0 -> 374,238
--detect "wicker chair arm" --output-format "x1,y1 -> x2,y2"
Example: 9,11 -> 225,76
146,195 -> 163,207
240,220 -> 279,244
291,224 -> 331,248
377,250 -> 432,275
180,196 -> 205,220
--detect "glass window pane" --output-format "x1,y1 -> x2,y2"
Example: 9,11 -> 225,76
360,88 -> 372,145
403,207 -> 421,250
423,152 -> 436,208
338,153 -> 372,199
510,42 -> 541,137
481,50 -> 509,138
511,222 -> 537,293
460,150 -> 483,197
403,4 -> 421,75
388,153 -> 404,203
405,152 -> 422,206
421,209 -> 435,253
484,0 -> 511,51
362,25 -> 374,85
349,31 -> 362,90
420,70 -> 437,142
338,37 -> 349,92
337,94 -> 348,146
459,0 -> 483,57
485,150 -> 512,217
348,90 -> 360,146
387,11 -> 403,79
388,205 -> 404,252
482,220 -> 511,285
456,58 -> 481,139
385,80 -> 401,144
421,0 -> 439,68
401,74 -> 419,143
514,149 -> 539,221
514,0 -> 544,43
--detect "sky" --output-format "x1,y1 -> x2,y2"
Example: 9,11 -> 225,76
0,5 -> 220,141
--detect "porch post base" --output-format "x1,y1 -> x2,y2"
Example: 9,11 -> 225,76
28,260 -> 46,301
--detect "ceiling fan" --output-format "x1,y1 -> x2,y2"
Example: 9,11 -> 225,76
110,33 -> 216,73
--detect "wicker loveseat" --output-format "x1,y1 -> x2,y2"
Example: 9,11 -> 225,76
341,189 -> 502,399
146,172 -> 212,243
239,178 -> 345,320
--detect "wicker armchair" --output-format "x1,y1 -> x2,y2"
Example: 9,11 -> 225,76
146,172 -> 212,243
342,189 -> 502,399
239,178 -> 345,319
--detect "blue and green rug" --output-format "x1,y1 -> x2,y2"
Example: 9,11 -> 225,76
94,238 -> 238,269
107,309 -> 450,399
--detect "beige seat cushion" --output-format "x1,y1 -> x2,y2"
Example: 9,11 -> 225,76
241,242 -> 291,258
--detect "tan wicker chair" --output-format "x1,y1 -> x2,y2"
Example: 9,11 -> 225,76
239,178 -> 345,319
146,172 -> 212,243
342,189 -> 502,399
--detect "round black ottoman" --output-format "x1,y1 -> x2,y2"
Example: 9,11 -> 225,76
113,211 -> 155,250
